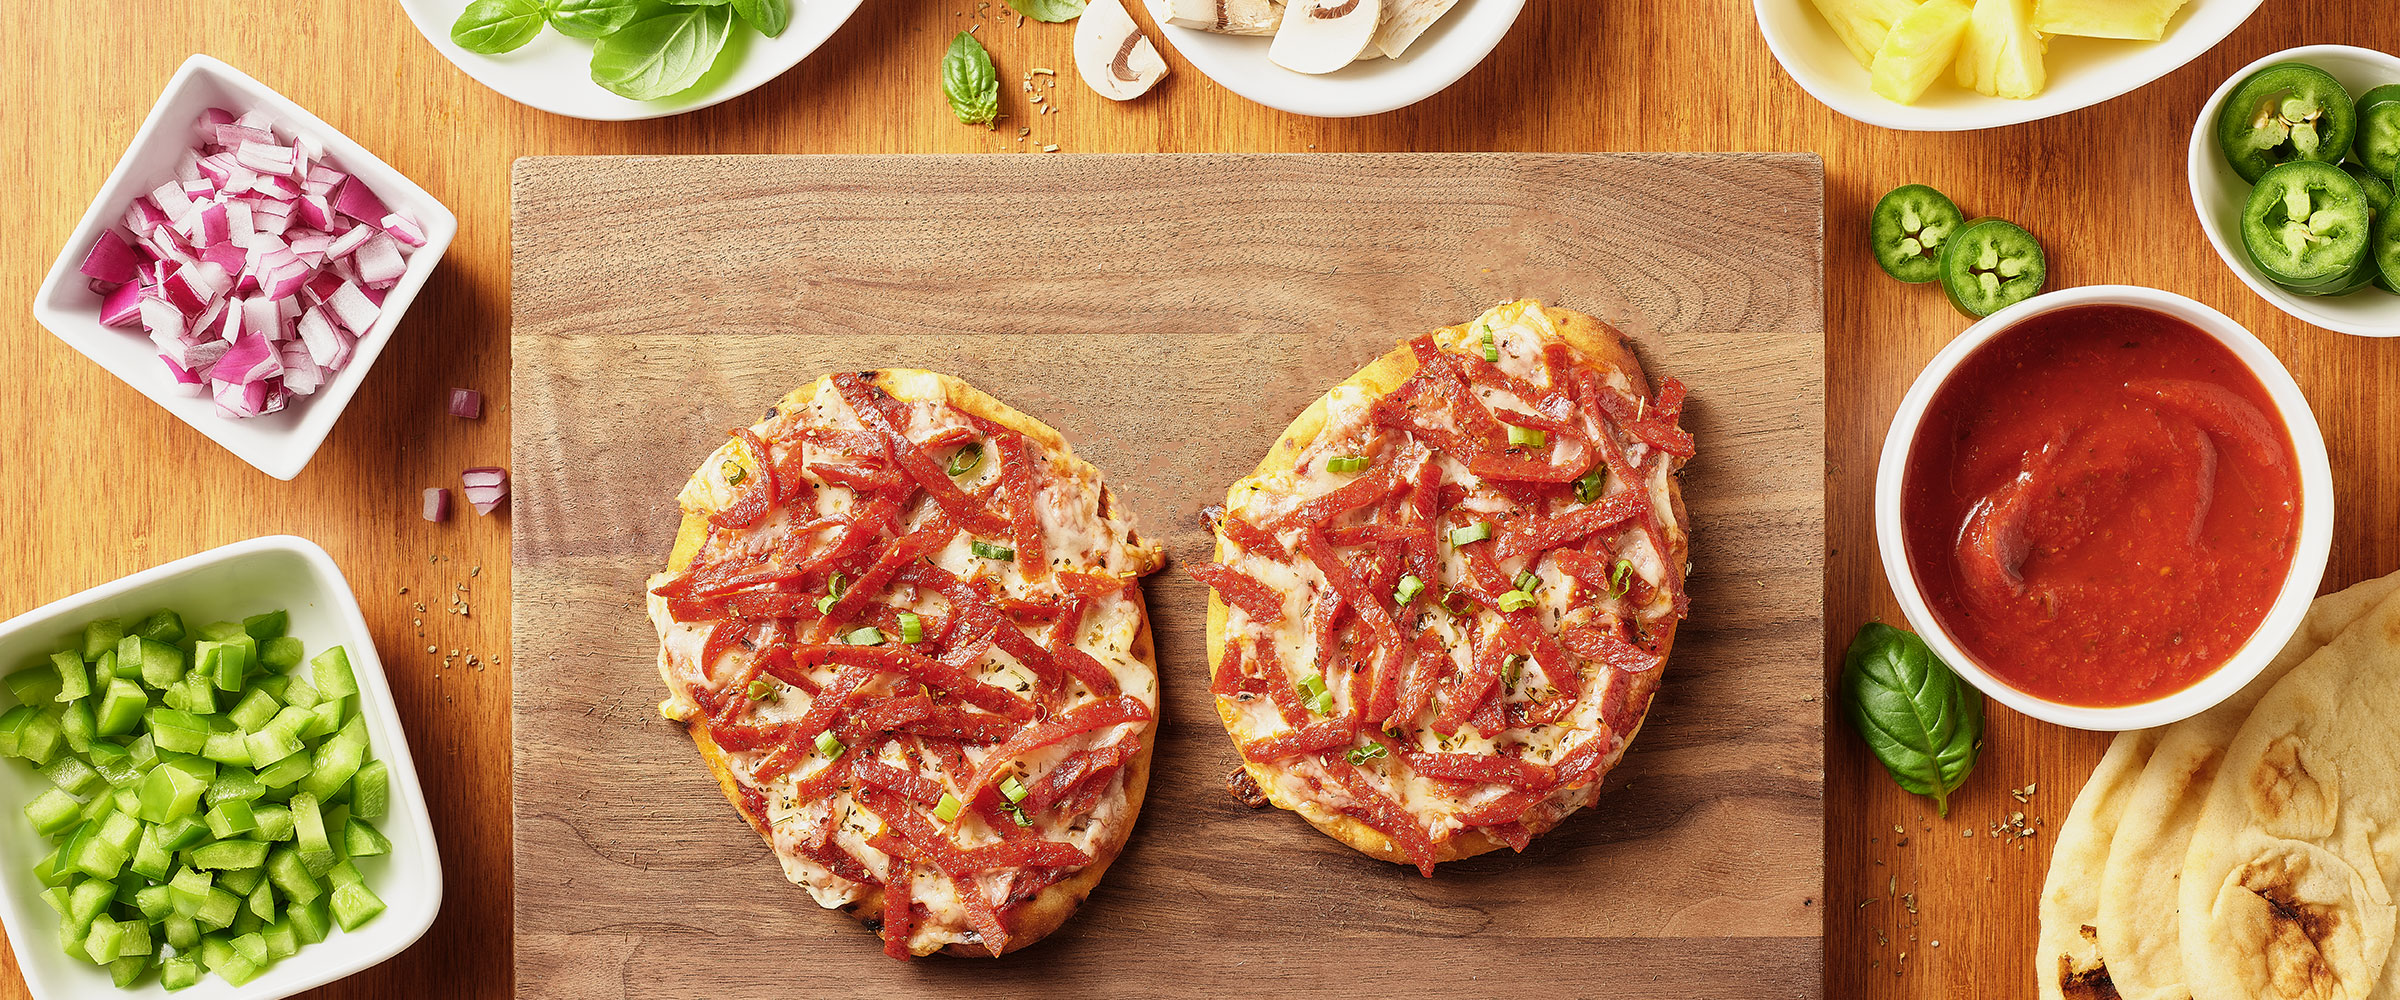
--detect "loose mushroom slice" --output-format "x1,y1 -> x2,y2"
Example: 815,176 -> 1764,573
1268,0 -> 1383,75
1372,0 -> 1460,58
1076,0 -> 1171,100
1153,0 -> 1282,35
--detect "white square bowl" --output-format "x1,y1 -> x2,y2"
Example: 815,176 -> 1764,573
0,536 -> 442,1000
31,54 -> 458,480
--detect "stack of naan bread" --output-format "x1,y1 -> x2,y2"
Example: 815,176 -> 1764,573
2039,570 -> 2400,1000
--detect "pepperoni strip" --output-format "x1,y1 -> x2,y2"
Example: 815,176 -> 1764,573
1400,750 -> 1556,789
1240,717 -> 1354,762
1270,469 -> 1399,532
997,433 -> 1048,583
881,856 -> 914,961
1186,561 -> 1286,624
708,428 -> 781,529
1325,760 -> 1440,877
830,372 -> 1007,534
1494,490 -> 1646,561
962,695 -> 1153,800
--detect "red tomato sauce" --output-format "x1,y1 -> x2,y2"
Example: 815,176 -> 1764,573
1901,305 -> 2300,707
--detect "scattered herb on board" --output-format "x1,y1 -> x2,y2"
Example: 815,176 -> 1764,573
1840,622 -> 1984,816
451,0 -> 549,53
943,31 -> 1001,126
1005,0 -> 1089,22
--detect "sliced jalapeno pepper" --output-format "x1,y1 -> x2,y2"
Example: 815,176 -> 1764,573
1937,218 -> 2046,318
2240,160 -> 2375,296
2352,84 -> 2400,181
2344,161 -> 2393,217
2372,195 -> 2400,294
1869,184 -> 1966,284
2216,62 -> 2356,184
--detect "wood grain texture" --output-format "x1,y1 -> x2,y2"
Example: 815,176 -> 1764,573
4,0 -> 2398,997
509,152 -> 1824,997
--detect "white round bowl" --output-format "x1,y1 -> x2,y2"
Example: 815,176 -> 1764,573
1149,0 -> 1524,118
2188,44 -> 2400,337
1754,0 -> 2263,132
394,0 -> 867,121
1874,285 -> 2333,731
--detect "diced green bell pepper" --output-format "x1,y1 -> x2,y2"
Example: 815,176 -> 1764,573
260,635 -> 304,671
330,881 -> 385,930
310,646 -> 357,700
188,838 -> 269,871
53,649 -> 89,703
94,678 -> 146,736
4,662 -> 62,705
133,608 -> 185,644
25,786 -> 83,835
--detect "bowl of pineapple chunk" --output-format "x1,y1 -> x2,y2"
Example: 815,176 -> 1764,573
1758,0 -> 2266,130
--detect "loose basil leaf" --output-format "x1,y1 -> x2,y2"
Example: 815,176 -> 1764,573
1005,0 -> 1088,23
451,0 -> 550,54
591,5 -> 735,101
942,31 -> 1000,127
1840,622 -> 1983,816
549,0 -> 643,38
730,0 -> 790,35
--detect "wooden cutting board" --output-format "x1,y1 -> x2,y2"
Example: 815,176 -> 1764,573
509,153 -> 1826,999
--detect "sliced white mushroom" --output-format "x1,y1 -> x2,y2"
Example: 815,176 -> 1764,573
1153,0 -> 1282,34
1268,0 -> 1383,75
1372,0 -> 1459,58
1076,0 -> 1171,100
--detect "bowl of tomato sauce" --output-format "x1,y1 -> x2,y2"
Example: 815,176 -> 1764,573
1875,285 -> 2333,731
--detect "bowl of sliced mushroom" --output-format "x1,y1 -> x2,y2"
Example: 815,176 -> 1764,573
1139,0 -> 1525,117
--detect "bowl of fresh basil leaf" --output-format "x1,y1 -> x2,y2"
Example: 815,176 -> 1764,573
396,0 -> 867,121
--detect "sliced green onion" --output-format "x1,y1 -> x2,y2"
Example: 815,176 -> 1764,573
1306,689 -> 1335,716
844,627 -> 885,646
934,792 -> 964,823
1393,574 -> 1424,607
816,595 -> 837,615
970,540 -> 1016,562
1515,571 -> 1539,593
1000,775 -> 1029,803
815,731 -> 844,758
1006,802 -> 1033,827
827,572 -> 848,598
1574,467 -> 1607,503
1346,743 -> 1388,765
720,461 -> 746,485
745,678 -> 776,701
1503,655 -> 1525,689
946,443 -> 984,477
1507,425 -> 1545,447
1297,672 -> 1327,699
1325,455 -> 1371,474
1498,590 -> 1540,612
897,613 -> 924,644
1481,330 -> 1499,362
1449,522 -> 1492,546
1608,558 -> 1637,597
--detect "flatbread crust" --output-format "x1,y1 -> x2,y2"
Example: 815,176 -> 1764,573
1205,302 -> 1690,865
653,368 -> 1160,957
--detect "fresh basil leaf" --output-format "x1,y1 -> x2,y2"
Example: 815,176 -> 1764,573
660,0 -> 731,5
1004,0 -> 1087,23
1840,622 -> 1983,816
730,0 -> 790,36
548,0 -> 642,38
942,31 -> 1000,127
451,0 -> 549,54
590,5 -> 735,101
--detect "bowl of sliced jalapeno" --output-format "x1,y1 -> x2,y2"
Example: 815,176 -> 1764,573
2190,45 -> 2400,337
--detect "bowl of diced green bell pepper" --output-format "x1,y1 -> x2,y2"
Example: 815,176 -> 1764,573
0,535 -> 440,999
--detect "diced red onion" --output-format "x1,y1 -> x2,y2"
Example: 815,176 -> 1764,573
461,467 -> 509,515
87,108 -> 420,420
423,487 -> 452,522
448,388 -> 482,419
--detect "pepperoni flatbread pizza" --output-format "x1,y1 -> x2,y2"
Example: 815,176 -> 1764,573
1191,301 -> 1694,873
648,369 -> 1163,958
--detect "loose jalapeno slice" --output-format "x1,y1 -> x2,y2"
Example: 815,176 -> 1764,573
2240,160 -> 2375,296
2352,84 -> 2400,181
1869,184 -> 1966,284
2216,63 -> 2356,183
1937,218 -> 2046,318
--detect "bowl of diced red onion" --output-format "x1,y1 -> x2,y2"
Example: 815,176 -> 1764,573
33,54 -> 455,481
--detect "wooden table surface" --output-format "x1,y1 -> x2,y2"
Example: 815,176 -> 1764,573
1,1 -> 2394,997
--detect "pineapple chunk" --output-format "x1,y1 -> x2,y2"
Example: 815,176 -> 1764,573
1869,0 -> 1973,105
1955,0 -> 2046,99
2032,0 -> 2187,40
1808,0 -> 1926,69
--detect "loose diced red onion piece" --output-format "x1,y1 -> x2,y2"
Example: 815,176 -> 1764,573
189,203 -> 231,247
297,307 -> 343,367
380,214 -> 426,248
249,174 -> 300,201
100,282 -> 144,327
217,329 -> 281,384
460,468 -> 509,515
196,108 -> 235,131
279,341 -> 324,395
423,487 -> 452,522
150,180 -> 193,218
234,140 -> 297,176
174,151 -> 204,185
215,123 -> 274,150
182,338 -> 230,376
448,388 -> 482,419
215,302 -> 243,343
287,232 -> 331,256
80,231 -> 143,283
330,176 -> 390,227
122,198 -> 165,237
